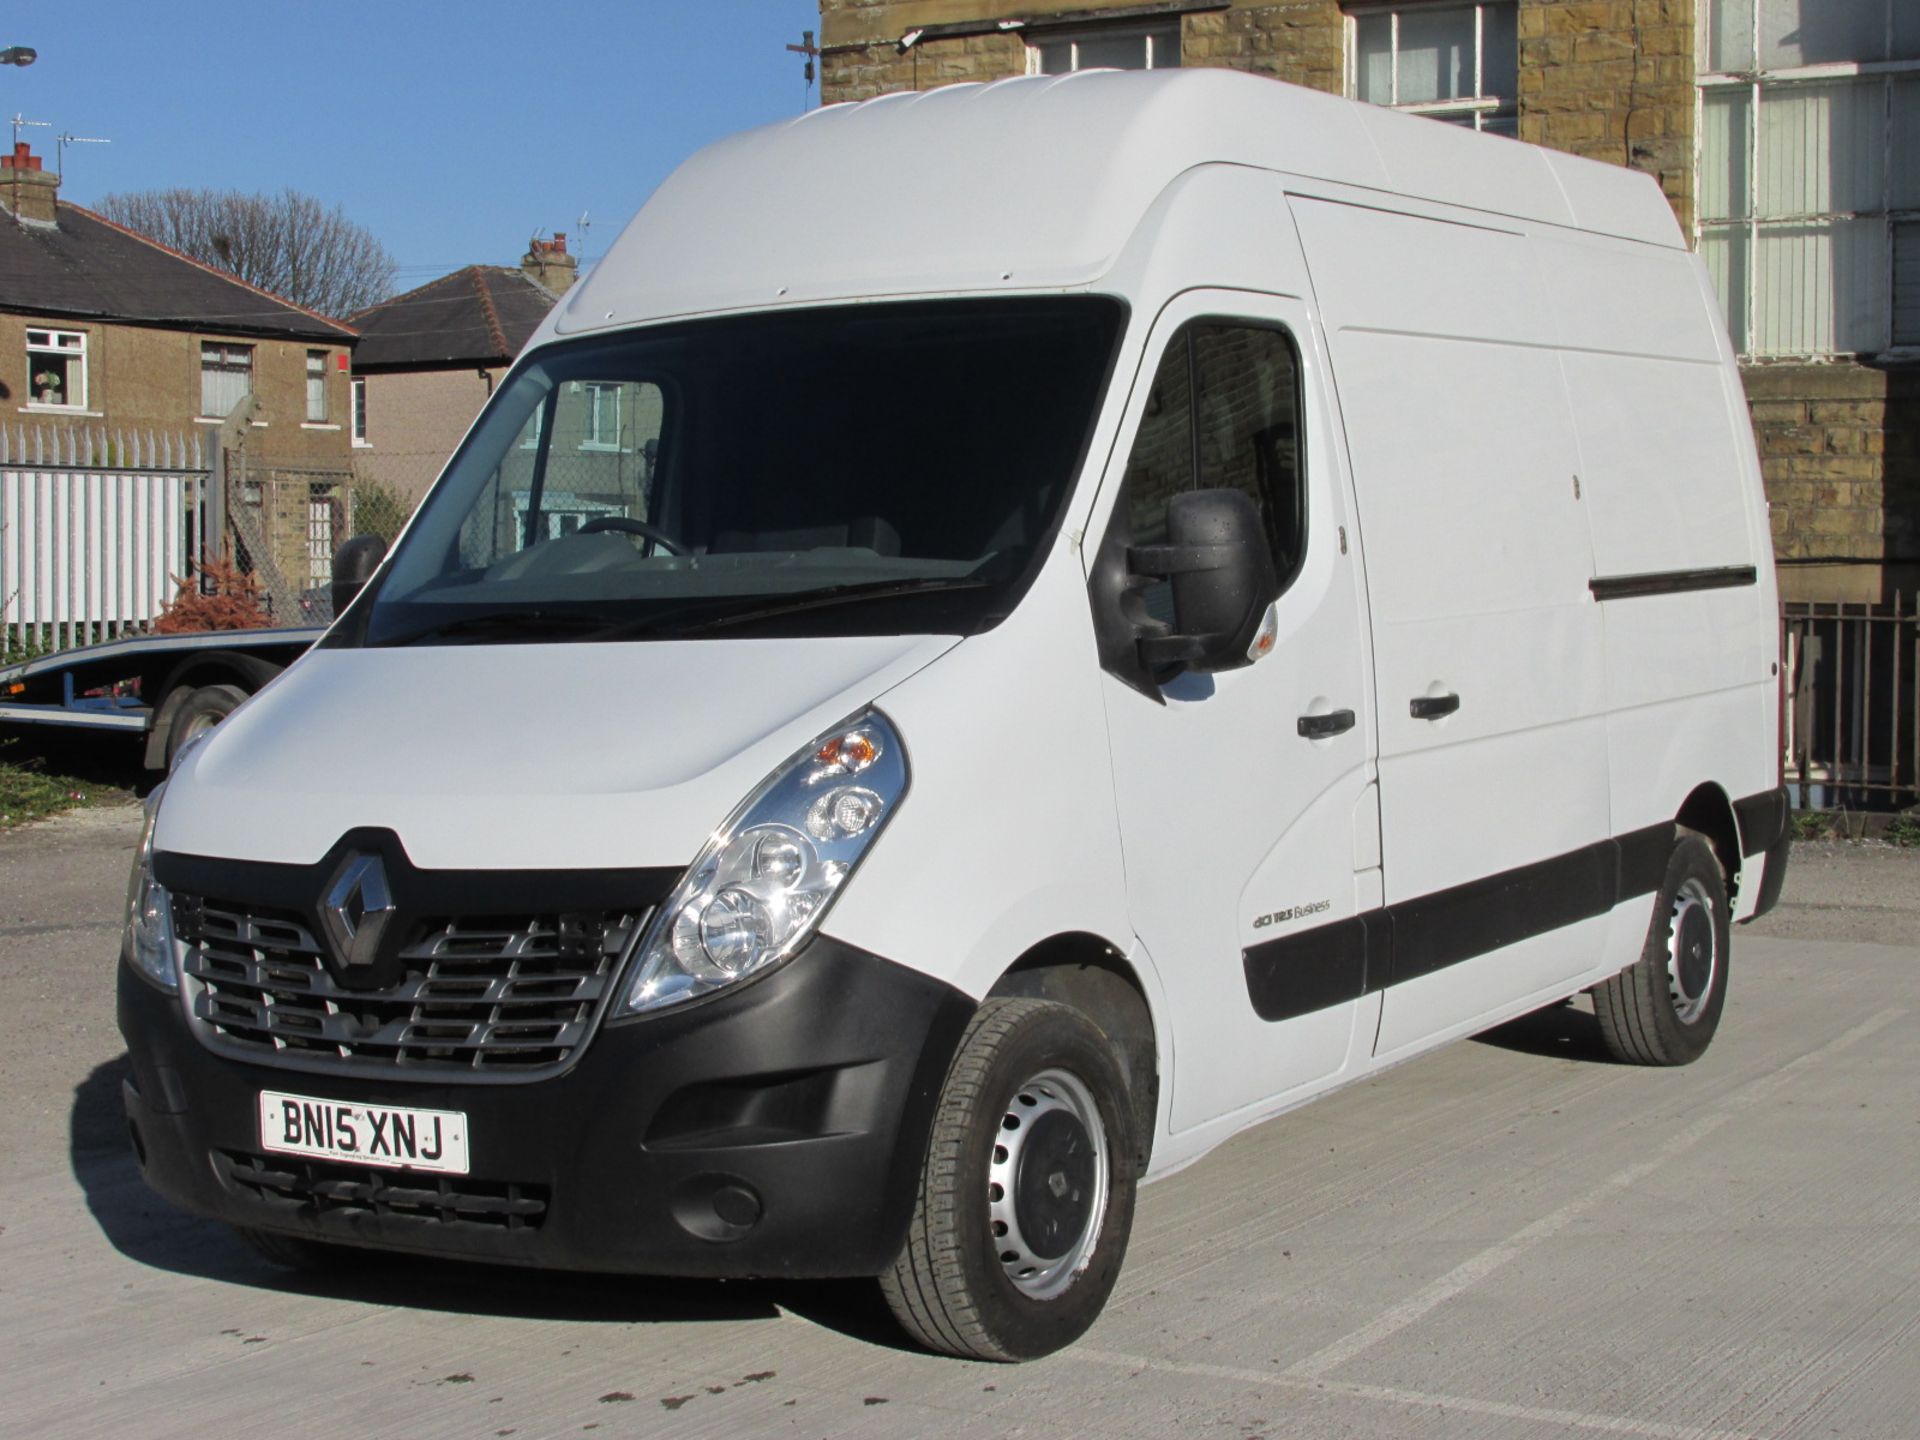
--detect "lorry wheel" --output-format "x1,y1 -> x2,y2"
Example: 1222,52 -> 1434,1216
1591,828 -> 1729,1066
164,683 -> 249,768
233,1226 -> 360,1271
880,997 -> 1137,1361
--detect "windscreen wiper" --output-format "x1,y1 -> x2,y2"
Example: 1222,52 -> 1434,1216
378,609 -> 620,647
587,577 -> 993,641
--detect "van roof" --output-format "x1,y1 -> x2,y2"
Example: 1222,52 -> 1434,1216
554,68 -> 1685,336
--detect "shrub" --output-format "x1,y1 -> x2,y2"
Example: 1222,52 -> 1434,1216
153,549 -> 270,633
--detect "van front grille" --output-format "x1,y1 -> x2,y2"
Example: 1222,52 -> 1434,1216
177,896 -> 643,1079
215,1148 -> 549,1230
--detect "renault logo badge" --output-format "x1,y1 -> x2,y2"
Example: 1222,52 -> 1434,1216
319,852 -> 396,974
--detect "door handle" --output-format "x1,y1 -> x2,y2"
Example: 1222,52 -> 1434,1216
1297,708 -> 1356,739
1410,693 -> 1460,720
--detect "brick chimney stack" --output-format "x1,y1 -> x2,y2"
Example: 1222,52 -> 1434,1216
0,143 -> 58,225
522,233 -> 578,294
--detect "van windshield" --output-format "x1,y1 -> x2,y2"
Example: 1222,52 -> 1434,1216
342,297 -> 1124,648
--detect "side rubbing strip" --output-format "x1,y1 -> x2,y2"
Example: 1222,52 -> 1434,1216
1389,844 -> 1615,985
1589,566 -> 1756,602
1244,912 -> 1391,1023
1242,825 -> 1675,1022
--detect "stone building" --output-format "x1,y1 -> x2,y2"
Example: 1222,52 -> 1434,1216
819,0 -> 1920,606
348,236 -> 579,508
0,142 -> 357,464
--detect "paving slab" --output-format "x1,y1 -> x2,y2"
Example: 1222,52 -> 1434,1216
2,812 -> 1916,1438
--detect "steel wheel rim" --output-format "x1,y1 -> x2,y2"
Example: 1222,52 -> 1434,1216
1666,877 -> 1718,1024
986,1067 -> 1109,1301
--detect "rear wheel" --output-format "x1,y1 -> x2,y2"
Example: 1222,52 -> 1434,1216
165,683 -> 249,768
1591,828 -> 1729,1065
881,997 -> 1138,1361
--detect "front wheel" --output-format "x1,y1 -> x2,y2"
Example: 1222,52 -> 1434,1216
1591,828 -> 1730,1065
881,997 -> 1138,1361
233,1225 -> 363,1271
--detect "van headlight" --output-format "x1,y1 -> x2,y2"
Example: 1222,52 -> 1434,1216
621,711 -> 908,1015
122,782 -> 180,992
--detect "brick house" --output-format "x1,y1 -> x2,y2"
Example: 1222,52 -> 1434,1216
819,0 -> 1920,606
348,236 -> 578,506
0,143 -> 357,465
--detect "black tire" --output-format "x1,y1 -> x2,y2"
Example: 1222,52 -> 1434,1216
1591,828 -> 1730,1066
233,1225 -> 360,1271
165,683 -> 249,768
881,997 -> 1138,1362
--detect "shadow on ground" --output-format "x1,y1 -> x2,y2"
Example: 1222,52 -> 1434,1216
1473,997 -> 1620,1065
70,1056 -> 915,1352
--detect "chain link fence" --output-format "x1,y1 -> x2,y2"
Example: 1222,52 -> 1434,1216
227,455 -> 425,627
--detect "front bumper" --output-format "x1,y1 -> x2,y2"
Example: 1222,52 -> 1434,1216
118,934 -> 974,1278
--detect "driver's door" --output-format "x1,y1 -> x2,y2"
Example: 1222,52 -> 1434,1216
1093,291 -> 1378,1136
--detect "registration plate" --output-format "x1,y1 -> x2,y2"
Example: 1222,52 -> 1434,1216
259,1090 -> 470,1175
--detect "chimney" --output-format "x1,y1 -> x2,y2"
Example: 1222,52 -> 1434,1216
522,232 -> 578,294
0,143 -> 58,225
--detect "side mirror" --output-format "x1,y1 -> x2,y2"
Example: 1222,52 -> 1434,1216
331,534 -> 388,618
1131,489 -> 1277,675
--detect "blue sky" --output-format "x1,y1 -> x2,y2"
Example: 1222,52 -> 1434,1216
8,2 -> 824,292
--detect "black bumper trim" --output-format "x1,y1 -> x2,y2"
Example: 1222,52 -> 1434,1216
119,933 -> 974,1279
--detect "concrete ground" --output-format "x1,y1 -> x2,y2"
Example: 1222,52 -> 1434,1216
2,805 -> 1916,1439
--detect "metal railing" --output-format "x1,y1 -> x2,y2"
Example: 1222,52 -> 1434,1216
1783,596 -> 1920,811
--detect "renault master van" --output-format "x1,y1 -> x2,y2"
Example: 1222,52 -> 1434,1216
118,69 -> 1791,1361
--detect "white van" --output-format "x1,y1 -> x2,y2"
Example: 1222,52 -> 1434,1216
118,69 -> 1790,1361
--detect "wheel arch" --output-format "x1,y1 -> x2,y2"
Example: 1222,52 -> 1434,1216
1676,782 -> 1742,896
988,933 -> 1159,1173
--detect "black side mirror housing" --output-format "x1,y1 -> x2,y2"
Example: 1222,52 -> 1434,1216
331,534 -> 388,619
1130,489 -> 1277,674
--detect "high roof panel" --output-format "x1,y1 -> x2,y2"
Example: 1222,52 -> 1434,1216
555,68 -> 1683,336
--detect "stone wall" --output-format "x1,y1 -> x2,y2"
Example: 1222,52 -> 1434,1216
820,2 -> 1344,104
1181,3 -> 1343,91
1517,0 -> 1696,233
1745,365 -> 1920,604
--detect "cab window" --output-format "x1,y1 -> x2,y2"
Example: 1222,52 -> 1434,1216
1122,322 -> 1306,617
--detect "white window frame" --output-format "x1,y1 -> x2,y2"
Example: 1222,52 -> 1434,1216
25,327 -> 88,411
305,349 -> 329,423
1696,0 -> 1920,359
199,341 -> 254,420
580,381 -> 625,452
351,376 -> 369,446
1343,1 -> 1518,133
1024,21 -> 1181,75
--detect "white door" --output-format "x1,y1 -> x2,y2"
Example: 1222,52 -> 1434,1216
1287,195 -> 1614,1059
1093,291 -> 1378,1135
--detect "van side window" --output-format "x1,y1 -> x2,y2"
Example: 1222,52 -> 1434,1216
1124,323 -> 1305,614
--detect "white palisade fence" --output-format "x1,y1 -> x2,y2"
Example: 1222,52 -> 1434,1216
0,426 -> 207,654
